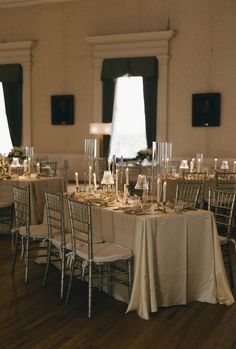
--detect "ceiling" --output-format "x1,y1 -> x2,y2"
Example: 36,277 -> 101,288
0,0 -> 72,7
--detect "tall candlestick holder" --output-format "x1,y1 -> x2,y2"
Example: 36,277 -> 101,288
162,201 -> 167,213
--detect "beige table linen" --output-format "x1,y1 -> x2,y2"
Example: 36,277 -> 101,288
0,177 -> 64,224
49,200 -> 234,320
91,207 -> 234,320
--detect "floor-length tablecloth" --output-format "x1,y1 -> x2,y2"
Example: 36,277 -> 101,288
90,207 -> 234,320
0,177 -> 65,225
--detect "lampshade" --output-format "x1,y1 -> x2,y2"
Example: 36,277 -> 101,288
179,160 -> 189,170
89,123 -> 112,135
135,174 -> 149,190
221,160 -> 229,170
101,170 -> 114,185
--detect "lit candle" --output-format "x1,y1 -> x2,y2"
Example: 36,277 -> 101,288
166,158 -> 169,173
115,169 -> 119,195
37,162 -> 40,175
190,160 -> 194,173
75,171 -> 79,187
93,172 -> 97,191
28,157 -> 31,172
197,159 -> 201,173
233,161 -> 236,173
125,167 -> 129,185
163,181 -> 167,203
214,158 -> 218,170
157,178 -> 161,202
23,159 -> 28,173
88,166 -> 92,189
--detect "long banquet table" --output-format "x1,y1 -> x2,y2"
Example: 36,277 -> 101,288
59,197 -> 234,320
0,176 -> 65,225
91,205 -> 234,320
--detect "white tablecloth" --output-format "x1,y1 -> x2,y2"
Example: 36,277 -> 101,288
0,176 -> 65,225
90,207 -> 234,320
44,198 -> 234,320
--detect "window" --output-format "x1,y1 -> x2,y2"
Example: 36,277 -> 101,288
109,76 -> 147,160
0,82 -> 13,154
101,56 -> 158,158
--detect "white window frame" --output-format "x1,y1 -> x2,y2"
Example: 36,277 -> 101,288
0,40 -> 35,146
86,31 -> 175,141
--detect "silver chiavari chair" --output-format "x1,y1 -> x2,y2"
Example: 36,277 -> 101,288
43,191 -> 72,299
40,161 -> 57,177
181,171 -> 207,208
11,185 -> 49,283
215,171 -> 236,191
175,183 -> 201,209
66,197 -> 133,318
208,187 -> 236,288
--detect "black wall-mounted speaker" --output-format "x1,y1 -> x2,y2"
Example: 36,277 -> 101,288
51,95 -> 74,125
192,92 -> 221,127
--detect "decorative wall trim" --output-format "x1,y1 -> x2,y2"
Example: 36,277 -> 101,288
86,30 -> 175,141
0,0 -> 72,7
0,40 -> 36,146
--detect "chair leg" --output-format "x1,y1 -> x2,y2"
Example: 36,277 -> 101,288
60,247 -> 65,299
98,264 -> 103,292
107,264 -> 112,297
24,237 -> 29,284
128,259 -> 133,299
11,231 -> 19,274
65,261 -> 75,304
226,243 -> 234,289
42,241 -> 52,288
88,262 -> 93,319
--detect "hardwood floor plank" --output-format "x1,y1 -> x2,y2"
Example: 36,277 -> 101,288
1,234 -> 236,349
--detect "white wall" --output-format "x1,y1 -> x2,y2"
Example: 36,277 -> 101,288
0,0 -> 236,166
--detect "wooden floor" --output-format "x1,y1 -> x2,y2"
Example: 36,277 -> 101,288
1,234 -> 236,349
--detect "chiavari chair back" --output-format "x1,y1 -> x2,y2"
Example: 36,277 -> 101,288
215,171 -> 236,191
208,187 -> 236,288
66,197 -> 133,318
12,185 -> 48,283
43,191 -> 72,299
181,171 -> 207,208
40,161 -> 57,177
175,183 -> 200,209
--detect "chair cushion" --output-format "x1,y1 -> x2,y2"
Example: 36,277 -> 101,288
218,235 -> 227,244
52,232 -> 72,250
75,241 -> 132,263
76,232 -> 104,244
19,224 -> 48,240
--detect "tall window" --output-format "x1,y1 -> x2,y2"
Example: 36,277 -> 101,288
0,82 -> 13,154
109,76 -> 147,160
101,57 -> 158,158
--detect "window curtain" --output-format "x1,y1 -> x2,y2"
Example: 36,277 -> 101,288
0,64 -> 23,147
101,57 -> 158,155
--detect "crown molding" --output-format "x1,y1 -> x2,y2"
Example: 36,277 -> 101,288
0,0 -> 72,7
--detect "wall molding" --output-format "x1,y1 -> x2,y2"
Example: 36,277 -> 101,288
0,40 -> 36,146
86,30 -> 175,141
0,0 -> 72,7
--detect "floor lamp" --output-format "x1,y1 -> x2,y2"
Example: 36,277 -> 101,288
89,123 -> 112,158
